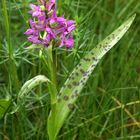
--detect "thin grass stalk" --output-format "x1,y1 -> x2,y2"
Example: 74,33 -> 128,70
2,0 -> 20,93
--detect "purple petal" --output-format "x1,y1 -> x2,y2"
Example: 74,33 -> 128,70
51,0 -> 56,3
36,24 -> 46,29
59,34 -> 74,48
49,18 -> 56,24
43,35 -> 51,45
66,20 -> 76,32
55,27 -> 66,34
48,0 -> 56,11
29,4 -> 37,10
29,19 -> 35,29
28,35 -> 41,44
32,11 -> 41,17
56,17 -> 66,26
48,3 -> 54,11
57,16 -> 66,25
52,7 -> 57,17
29,4 -> 43,17
24,29 -> 34,35
46,27 -> 55,38
65,35 -> 74,48
38,15 -> 46,21
59,40 -> 64,48
67,20 -> 75,26
67,24 -> 76,32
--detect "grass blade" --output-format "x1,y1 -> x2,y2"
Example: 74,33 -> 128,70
0,99 -> 11,119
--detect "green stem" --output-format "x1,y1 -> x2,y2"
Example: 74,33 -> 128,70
43,45 -> 57,104
42,45 -> 58,140
2,0 -> 20,93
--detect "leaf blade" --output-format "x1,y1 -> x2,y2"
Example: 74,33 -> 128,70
12,75 -> 50,113
48,14 -> 136,140
0,99 -> 11,119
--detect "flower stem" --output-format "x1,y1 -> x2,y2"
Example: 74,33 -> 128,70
44,45 -> 57,104
42,45 -> 58,140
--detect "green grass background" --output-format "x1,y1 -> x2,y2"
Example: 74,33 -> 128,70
0,0 -> 140,139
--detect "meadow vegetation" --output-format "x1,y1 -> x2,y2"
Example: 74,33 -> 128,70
0,0 -> 140,139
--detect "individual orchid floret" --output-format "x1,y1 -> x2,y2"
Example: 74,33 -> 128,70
29,4 -> 44,17
67,20 -> 76,32
60,34 -> 74,48
24,0 -> 76,48
48,0 -> 56,11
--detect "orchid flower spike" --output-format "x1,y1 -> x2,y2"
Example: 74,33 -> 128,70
25,0 -> 76,48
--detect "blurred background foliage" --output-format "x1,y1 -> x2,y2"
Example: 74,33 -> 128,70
0,0 -> 140,139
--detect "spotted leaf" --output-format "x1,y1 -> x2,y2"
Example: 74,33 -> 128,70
13,75 -> 50,113
48,14 -> 136,140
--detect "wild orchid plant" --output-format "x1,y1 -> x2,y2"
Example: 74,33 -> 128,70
0,0 -> 136,140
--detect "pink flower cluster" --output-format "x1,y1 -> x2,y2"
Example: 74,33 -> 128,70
24,0 -> 76,48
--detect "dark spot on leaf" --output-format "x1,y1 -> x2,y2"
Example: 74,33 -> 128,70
80,80 -> 85,85
75,66 -> 79,70
108,36 -> 111,40
33,77 -> 37,80
108,45 -> 111,48
71,77 -> 75,80
63,95 -> 69,101
91,64 -> 96,68
67,84 -> 72,89
83,77 -> 87,81
71,94 -> 75,99
117,37 -> 120,40
104,48 -> 109,51
118,28 -> 122,32
83,72 -> 88,77
68,103 -> 74,110
72,81 -> 79,86
80,69 -> 85,74
75,93 -> 79,97
75,72 -> 79,76
79,63 -> 82,66
99,44 -> 102,48
92,57 -> 98,61
112,34 -> 115,39
69,76 -> 75,80
83,58 -> 91,62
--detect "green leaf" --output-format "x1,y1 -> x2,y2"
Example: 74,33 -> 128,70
48,14 -> 136,140
0,99 -> 11,119
12,75 -> 50,113
18,75 -> 50,98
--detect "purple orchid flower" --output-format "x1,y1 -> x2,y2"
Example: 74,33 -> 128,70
29,4 -> 43,17
60,34 -> 74,48
24,0 -> 76,48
